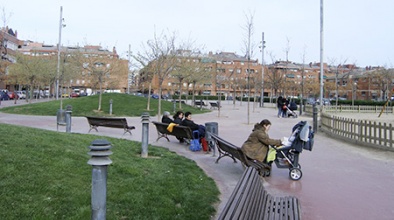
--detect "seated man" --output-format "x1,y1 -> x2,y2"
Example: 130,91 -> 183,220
181,111 -> 205,137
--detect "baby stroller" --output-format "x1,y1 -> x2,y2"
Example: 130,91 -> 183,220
264,121 -> 314,180
285,101 -> 298,118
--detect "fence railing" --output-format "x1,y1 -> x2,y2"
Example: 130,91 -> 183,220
322,105 -> 393,114
321,112 -> 394,150
303,104 -> 394,116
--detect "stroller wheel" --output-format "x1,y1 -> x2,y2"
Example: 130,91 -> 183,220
289,168 -> 302,181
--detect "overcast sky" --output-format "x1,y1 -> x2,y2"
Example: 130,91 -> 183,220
2,0 -> 393,67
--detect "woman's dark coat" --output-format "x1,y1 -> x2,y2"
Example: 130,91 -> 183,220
241,123 -> 281,162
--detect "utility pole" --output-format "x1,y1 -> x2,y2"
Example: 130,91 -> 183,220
56,6 -> 63,101
259,32 -> 265,107
127,44 -> 131,94
319,0 -> 324,107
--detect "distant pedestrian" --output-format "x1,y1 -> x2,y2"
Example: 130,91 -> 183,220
277,96 -> 284,118
14,91 -> 17,104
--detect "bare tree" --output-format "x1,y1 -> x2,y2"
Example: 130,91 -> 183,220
327,57 -> 348,108
134,30 -> 179,120
371,66 -> 394,101
241,11 -> 256,124
282,37 -> 291,97
8,53 -> 54,103
0,7 -> 13,87
70,51 -> 126,111
266,52 -> 284,98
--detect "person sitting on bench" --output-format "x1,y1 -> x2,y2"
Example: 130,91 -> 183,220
161,111 -> 174,124
172,110 -> 185,143
241,119 -> 282,166
173,111 -> 184,124
181,112 -> 205,137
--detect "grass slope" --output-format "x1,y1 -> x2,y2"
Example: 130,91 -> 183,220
0,93 -> 210,117
0,124 -> 220,219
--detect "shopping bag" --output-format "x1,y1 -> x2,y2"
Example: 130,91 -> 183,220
190,131 -> 201,151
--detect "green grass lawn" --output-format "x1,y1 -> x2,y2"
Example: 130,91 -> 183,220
0,124 -> 220,219
0,93 -> 210,117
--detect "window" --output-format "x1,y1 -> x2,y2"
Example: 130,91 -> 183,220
217,68 -> 225,73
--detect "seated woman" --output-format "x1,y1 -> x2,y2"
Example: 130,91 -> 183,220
172,110 -> 185,143
181,111 -> 205,137
173,111 -> 184,124
241,119 -> 282,164
161,111 -> 174,124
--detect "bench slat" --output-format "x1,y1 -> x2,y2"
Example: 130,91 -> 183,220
214,138 -> 302,220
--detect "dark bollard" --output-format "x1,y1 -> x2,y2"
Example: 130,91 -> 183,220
65,105 -> 72,133
299,101 -> 303,116
313,104 -> 318,133
88,139 -> 113,220
205,122 -> 218,156
141,112 -> 150,158
56,109 -> 66,131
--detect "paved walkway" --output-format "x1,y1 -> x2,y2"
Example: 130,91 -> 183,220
1,99 -> 394,220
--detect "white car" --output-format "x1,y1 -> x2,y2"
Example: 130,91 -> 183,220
16,91 -> 26,99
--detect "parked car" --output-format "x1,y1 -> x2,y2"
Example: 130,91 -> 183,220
306,98 -> 316,105
0,91 -> 9,100
161,94 -> 170,99
316,98 -> 331,105
61,93 -> 69,98
16,91 -> 26,99
70,92 -> 79,98
7,92 -> 18,100
151,94 -> 159,99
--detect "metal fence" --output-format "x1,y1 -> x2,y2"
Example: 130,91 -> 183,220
321,112 -> 394,150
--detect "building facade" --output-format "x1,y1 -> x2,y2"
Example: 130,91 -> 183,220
0,26 -> 22,90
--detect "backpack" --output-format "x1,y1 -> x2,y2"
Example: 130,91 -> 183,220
190,131 -> 201,151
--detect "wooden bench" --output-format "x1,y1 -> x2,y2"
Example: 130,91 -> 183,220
85,116 -> 135,136
219,167 -> 301,220
173,100 -> 186,105
194,100 -> 207,107
210,133 -> 271,176
209,101 -> 221,109
152,121 -> 193,143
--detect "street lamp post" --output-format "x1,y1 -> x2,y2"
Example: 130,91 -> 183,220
259,32 -> 265,107
319,0 -> 324,107
56,6 -> 65,101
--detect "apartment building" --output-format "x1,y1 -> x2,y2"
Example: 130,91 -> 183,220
17,41 -> 128,94
0,26 -> 21,90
